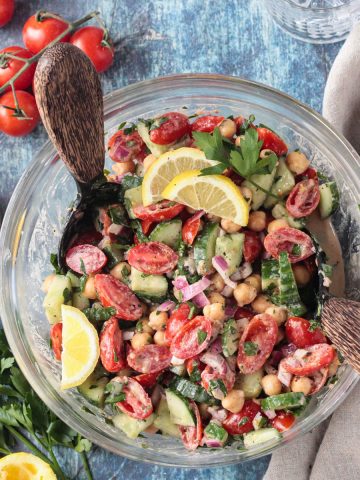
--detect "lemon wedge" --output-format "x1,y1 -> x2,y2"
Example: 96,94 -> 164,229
61,305 -> 100,390
162,170 -> 249,226
142,147 -> 219,206
0,452 -> 57,480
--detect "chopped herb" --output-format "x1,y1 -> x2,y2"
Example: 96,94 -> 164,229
79,258 -> 87,275
104,382 -> 126,404
83,306 -> 116,322
79,273 -> 88,293
197,329 -> 208,344
62,288 -> 72,303
238,416 -> 249,427
113,349 -> 119,363
308,319 -> 322,332
291,244 -> 302,256
326,375 -> 338,386
121,266 -> 130,278
187,301 -> 197,319
188,361 -> 201,383
117,121 -> 127,130
121,174 -> 142,191
123,123 -> 137,135
108,205 -> 129,226
50,253 -> 62,274
149,116 -> 169,131
131,220 -> 148,243
209,378 -> 227,397
244,341 -> 259,356
103,168 -> 111,176
136,321 -> 143,333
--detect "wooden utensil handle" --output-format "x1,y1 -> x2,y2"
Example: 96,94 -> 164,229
34,43 -> 105,184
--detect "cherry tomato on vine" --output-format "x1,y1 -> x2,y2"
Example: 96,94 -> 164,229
22,12 -> 70,54
70,26 -> 114,73
0,90 -> 39,136
0,46 -> 36,92
0,0 -> 15,28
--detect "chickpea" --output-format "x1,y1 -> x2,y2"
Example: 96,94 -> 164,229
259,149 -> 275,159
286,151 -> 310,175
235,135 -> 244,147
211,272 -> 225,293
208,292 -> 226,306
131,332 -> 153,350
291,376 -> 312,395
206,213 -> 221,223
112,160 -> 135,175
153,330 -> 168,346
248,211 -> 266,232
149,310 -> 168,331
234,283 -> 257,307
83,276 -> 97,300
221,389 -> 245,413
292,264 -> 311,287
251,295 -> 275,313
267,218 -> 289,233
136,318 -> 154,334
261,374 -> 282,396
41,273 -> 56,293
220,217 -> 242,233
240,186 -> 253,204
203,302 -> 226,323
244,274 -> 261,293
219,118 -> 236,139
110,262 -> 131,282
328,353 -> 340,377
265,306 -> 288,326
143,154 -> 157,172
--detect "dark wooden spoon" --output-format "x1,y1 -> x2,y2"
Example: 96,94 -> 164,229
34,43 -> 122,269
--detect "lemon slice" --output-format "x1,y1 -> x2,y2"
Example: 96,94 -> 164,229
142,147 -> 219,206
0,452 -> 57,480
61,305 -> 100,390
162,170 -> 249,226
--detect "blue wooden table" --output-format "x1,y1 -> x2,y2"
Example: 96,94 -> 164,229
0,0 -> 342,478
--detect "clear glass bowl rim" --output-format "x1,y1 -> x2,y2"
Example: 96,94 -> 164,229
276,0 -> 358,12
0,73 -> 359,467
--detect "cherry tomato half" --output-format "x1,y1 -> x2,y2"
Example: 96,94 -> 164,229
70,26 -> 114,73
201,353 -> 235,400
256,127 -> 288,157
0,0 -> 14,28
191,115 -> 224,133
112,376 -> 153,420
50,322 -> 63,361
286,178 -> 320,219
234,306 -> 255,320
133,371 -> 163,389
141,219 -> 153,235
23,13 -> 70,54
170,316 -> 212,360
127,344 -> 172,373
0,46 -> 36,91
165,303 -> 192,345
271,411 -> 295,432
237,314 -> 278,374
222,400 -> 261,435
65,244 -> 107,274
149,112 -> 190,145
243,230 -> 263,263
282,344 -> 335,376
0,90 -> 40,136
94,274 -> 143,321
296,167 -> 318,182
133,200 -> 185,222
182,212 -> 203,245
285,317 -> 327,348
107,129 -> 147,163
263,227 -> 315,263
99,317 -> 126,373
127,241 -> 178,275
180,401 -> 203,450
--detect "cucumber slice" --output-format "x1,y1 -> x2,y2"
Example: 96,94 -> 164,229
43,275 -> 72,324
124,186 -> 142,219
261,392 -> 306,411
278,252 -> 307,316
78,373 -> 108,407
222,319 -> 240,357
244,428 -> 281,448
271,203 -> 306,229
235,369 -> 264,399
169,364 -> 187,376
193,222 -> 220,275
204,422 -> 228,446
112,412 -> 155,439
215,233 -> 245,276
137,121 -> 189,157
261,259 -> 280,295
66,271 -> 80,289
242,168 -> 277,211
165,389 -> 195,427
130,267 -> 168,302
72,292 -> 90,311
149,219 -> 182,249
319,181 -> 340,219
102,244 -> 124,270
264,159 -> 295,209
153,397 -> 181,438
169,376 -> 215,404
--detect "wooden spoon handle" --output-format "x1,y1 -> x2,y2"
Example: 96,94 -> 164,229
34,43 -> 104,184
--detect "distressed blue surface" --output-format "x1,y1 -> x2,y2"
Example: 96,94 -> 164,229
0,0 -> 342,478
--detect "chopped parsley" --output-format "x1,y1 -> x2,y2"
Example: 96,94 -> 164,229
83,306 -> 116,322
238,416 -> 249,427
113,349 -> 119,363
197,329 -> 208,345
244,341 -> 259,356
62,287 -> 72,304
308,319 -> 322,332
209,378 -> 227,397
291,244 -> 302,256
50,253 -> 62,274
104,382 -> 126,404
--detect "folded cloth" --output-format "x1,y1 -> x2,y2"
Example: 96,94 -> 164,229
264,24 -> 360,480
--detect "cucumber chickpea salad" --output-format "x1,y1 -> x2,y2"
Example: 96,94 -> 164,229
43,111 -> 341,450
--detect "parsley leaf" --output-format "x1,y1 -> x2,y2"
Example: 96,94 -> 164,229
197,329 -> 208,345
308,319 -> 322,332
50,253 -> 62,274
193,127 -> 230,164
291,244 -> 302,256
83,305 -> 116,322
244,341 -> 259,356
238,416 -> 249,427
209,378 -> 227,397
104,381 -> 126,404
62,287 -> 72,304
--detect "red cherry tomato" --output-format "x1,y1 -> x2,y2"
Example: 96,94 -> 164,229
271,411 -> 295,432
282,344 -> 335,376
191,115 -> 224,133
71,229 -> 102,247
22,13 -> 70,54
234,306 -> 255,320
133,200 -> 185,222
222,400 -> 261,435
286,178 -> 320,219
179,401 -> 203,450
264,227 -> 315,263
256,127 -> 288,157
237,314 -> 278,374
70,26 -> 114,73
165,303 -> 191,345
141,219 -> 153,235
65,244 -> 107,274
243,230 -> 263,263
296,167 -> 318,182
0,90 -> 39,136
185,356 -> 205,380
133,371 -> 163,389
170,316 -> 212,360
127,241 -> 178,275
285,317 -> 327,348
112,376 -> 153,420
107,129 -> 147,163
94,274 -> 142,321
127,344 -> 172,373
50,323 -> 62,361
99,317 -> 126,373
0,46 -> 36,91
201,353 -> 235,399
182,213 -> 202,245
149,112 -> 190,145
0,0 -> 14,27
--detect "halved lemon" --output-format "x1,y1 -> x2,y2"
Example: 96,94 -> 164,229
162,170 -> 249,226
61,305 -> 100,390
142,147 -> 219,206
0,452 -> 57,480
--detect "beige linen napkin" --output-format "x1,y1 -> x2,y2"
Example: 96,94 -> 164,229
264,24 -> 360,480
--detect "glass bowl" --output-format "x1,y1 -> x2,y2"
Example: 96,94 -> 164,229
0,74 -> 359,467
